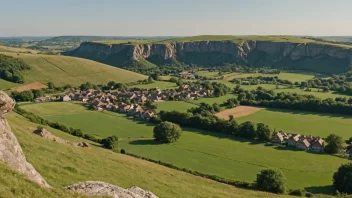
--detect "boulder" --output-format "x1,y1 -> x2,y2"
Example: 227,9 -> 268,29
0,91 -> 49,187
65,181 -> 158,198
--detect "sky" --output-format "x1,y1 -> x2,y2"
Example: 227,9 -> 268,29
1,0 -> 352,37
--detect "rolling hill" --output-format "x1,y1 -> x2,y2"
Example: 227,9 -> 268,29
0,51 -> 147,87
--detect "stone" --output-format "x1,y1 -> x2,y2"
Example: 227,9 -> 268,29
65,181 -> 158,198
0,91 -> 49,187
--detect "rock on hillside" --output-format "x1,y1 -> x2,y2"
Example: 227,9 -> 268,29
65,181 -> 158,198
0,91 -> 49,187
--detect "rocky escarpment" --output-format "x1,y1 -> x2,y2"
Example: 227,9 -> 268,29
0,91 -> 49,187
68,39 -> 352,74
65,181 -> 158,198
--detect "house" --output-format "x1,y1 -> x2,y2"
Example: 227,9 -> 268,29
141,110 -> 154,120
271,132 -> 284,144
296,138 -> 311,150
60,95 -> 71,102
311,138 -> 325,152
287,134 -> 300,147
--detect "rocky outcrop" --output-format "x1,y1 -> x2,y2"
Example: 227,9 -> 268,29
0,91 -> 49,187
65,181 -> 158,198
33,128 -> 89,148
70,40 -> 352,65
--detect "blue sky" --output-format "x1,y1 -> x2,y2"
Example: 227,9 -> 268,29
1,0 -> 352,36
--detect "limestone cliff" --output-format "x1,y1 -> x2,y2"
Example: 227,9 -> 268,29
67,40 -> 352,73
0,91 -> 49,187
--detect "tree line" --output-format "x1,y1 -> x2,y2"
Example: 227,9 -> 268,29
0,54 -> 30,83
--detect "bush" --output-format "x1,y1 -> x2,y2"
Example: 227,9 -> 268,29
101,136 -> 119,149
255,168 -> 287,194
333,163 -> 352,194
149,116 -> 162,124
153,121 -> 182,143
289,189 -> 306,196
120,149 -> 126,154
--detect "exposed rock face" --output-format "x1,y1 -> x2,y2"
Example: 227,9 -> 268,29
0,91 -> 49,187
65,181 -> 158,198
33,128 -> 89,148
70,40 -> 352,66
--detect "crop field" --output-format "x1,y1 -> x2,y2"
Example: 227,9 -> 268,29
13,82 -> 48,92
0,79 -> 19,90
20,102 -> 349,193
0,52 -> 147,86
215,106 -> 263,119
6,113 -> 285,198
129,81 -> 178,90
156,101 -> 197,112
236,108 -> 352,139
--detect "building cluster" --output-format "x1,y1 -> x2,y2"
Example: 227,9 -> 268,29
271,132 -> 325,152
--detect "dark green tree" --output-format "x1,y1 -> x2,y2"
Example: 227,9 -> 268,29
153,121 -> 182,143
256,123 -> 272,141
237,121 -> 257,139
255,168 -> 287,194
325,134 -> 344,154
333,163 -> 352,194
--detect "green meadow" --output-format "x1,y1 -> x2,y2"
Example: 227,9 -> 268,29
0,79 -> 19,90
128,81 -> 178,90
237,108 -> 352,139
21,102 -> 349,193
156,101 -> 198,112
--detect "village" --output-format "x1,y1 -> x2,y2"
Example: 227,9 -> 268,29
271,131 -> 325,152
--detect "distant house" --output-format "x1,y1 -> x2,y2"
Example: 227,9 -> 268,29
296,138 -> 311,150
311,138 -> 325,152
287,134 -> 300,147
60,95 -> 71,102
271,132 -> 284,144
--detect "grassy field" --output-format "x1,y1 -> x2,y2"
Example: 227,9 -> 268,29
224,72 -> 319,82
236,108 -> 352,139
187,94 -> 237,105
0,79 -> 19,90
273,88 -> 351,99
0,52 -> 147,86
0,45 -> 39,54
92,39 -> 162,45
157,101 -> 198,112
129,81 -> 178,90
20,102 -> 349,193
196,71 -> 220,77
6,112 -> 291,198
21,102 -> 153,139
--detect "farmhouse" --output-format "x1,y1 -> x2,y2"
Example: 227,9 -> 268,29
271,132 -> 284,144
296,138 -> 311,150
287,134 -> 301,147
60,95 -> 71,102
311,138 -> 325,152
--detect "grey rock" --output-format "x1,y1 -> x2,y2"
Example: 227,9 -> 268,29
65,181 -> 158,198
0,91 -> 49,187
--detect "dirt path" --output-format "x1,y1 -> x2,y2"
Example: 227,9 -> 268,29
215,106 -> 263,120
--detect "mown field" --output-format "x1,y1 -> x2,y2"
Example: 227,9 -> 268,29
0,52 -> 147,86
236,108 -> 352,139
20,102 -> 349,193
157,101 -> 198,112
187,94 -> 237,105
6,112 -> 285,198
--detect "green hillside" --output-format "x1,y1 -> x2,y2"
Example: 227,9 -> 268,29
4,112 -> 294,198
0,52 -> 147,86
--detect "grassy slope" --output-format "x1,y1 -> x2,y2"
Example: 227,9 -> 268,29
5,112 -> 293,198
237,108 -> 352,139
21,102 -> 349,192
157,101 -> 198,112
0,79 -> 19,90
0,52 -> 147,86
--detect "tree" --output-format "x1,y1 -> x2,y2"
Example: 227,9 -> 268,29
237,121 -> 257,139
325,134 -> 344,154
101,136 -> 119,149
107,81 -> 116,88
256,123 -> 272,141
333,163 -> 352,194
47,82 -> 55,89
255,168 -> 287,194
32,89 -> 44,98
144,100 -> 157,111
153,121 -> 182,143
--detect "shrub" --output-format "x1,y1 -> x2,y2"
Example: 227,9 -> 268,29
289,189 -> 306,196
153,121 -> 182,143
101,136 -> 119,149
333,163 -> 352,194
120,149 -> 126,154
255,168 -> 287,194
